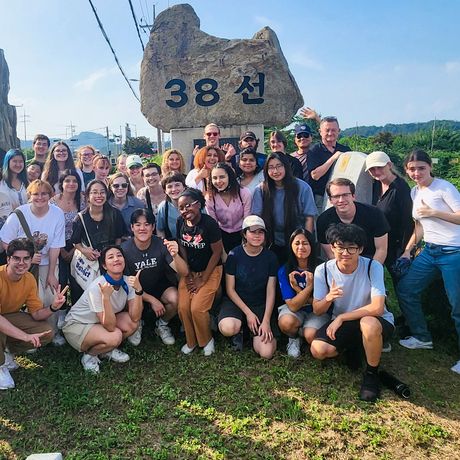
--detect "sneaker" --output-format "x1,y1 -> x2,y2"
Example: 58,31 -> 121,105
155,324 -> 175,345
3,352 -> 19,371
230,330 -> 243,352
181,343 -> 196,355
100,348 -> 130,363
57,309 -> 67,330
52,331 -> 67,347
0,365 -> 15,390
359,371 -> 380,402
382,342 -> 392,353
81,354 -> 101,374
203,338 -> 215,356
127,322 -> 143,346
451,360 -> 460,375
399,336 -> 433,350
287,337 -> 301,358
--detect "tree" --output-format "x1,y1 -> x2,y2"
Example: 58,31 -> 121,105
123,136 -> 153,155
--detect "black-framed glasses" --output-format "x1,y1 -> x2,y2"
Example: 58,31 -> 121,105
332,245 -> 359,254
329,192 -> 352,201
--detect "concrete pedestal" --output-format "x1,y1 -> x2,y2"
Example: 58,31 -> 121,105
170,124 -> 264,172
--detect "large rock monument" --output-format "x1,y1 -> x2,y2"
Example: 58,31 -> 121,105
0,49 -> 18,151
140,3 -> 303,135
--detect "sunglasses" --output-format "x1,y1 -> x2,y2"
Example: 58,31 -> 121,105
205,132 -> 219,137
112,183 -> 128,189
296,133 -> 311,139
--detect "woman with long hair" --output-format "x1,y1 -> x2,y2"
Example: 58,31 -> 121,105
218,215 -> 278,358
108,172 -> 145,232
62,245 -> 143,374
268,131 -> 303,179
161,149 -> 186,175
251,153 -> 316,265
92,154 -> 111,186
365,151 -> 413,281
397,149 -> 460,375
237,148 -> 264,195
0,148 -> 28,211
206,162 -> 251,254
176,188 -> 223,356
49,169 -> 86,305
42,142 -> 84,193
75,145 -> 96,186
278,228 -> 329,358
185,146 -> 225,192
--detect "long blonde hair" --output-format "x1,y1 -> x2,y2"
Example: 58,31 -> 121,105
161,149 -> 185,175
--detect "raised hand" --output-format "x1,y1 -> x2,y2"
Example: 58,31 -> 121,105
325,279 -> 343,303
127,269 -> 142,292
51,285 -> 69,310
416,199 -> 435,218
164,239 -> 179,257
98,282 -> 114,298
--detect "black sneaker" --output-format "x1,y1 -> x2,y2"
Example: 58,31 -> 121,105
360,372 -> 381,403
230,330 -> 243,352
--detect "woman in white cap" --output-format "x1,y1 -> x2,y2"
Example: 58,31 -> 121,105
218,215 -> 278,358
365,151 -> 413,280
126,155 -> 145,196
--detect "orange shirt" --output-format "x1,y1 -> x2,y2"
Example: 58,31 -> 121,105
0,265 -> 43,314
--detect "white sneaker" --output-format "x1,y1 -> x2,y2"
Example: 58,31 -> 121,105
287,337 -> 301,358
451,360 -> 460,375
382,342 -> 392,353
181,343 -> 196,355
3,352 -> 19,371
127,322 -> 143,346
52,331 -> 67,347
100,348 -> 130,363
155,324 -> 175,345
81,354 -> 101,374
57,309 -> 67,330
399,336 -> 433,350
0,365 -> 15,390
203,338 -> 215,356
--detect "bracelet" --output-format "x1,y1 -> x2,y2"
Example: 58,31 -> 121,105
49,305 -> 59,313
135,289 -> 144,296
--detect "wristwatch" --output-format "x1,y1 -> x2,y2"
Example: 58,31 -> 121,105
135,289 -> 144,296
49,305 -> 59,312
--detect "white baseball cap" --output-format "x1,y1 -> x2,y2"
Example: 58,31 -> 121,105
365,151 -> 391,171
242,215 -> 266,231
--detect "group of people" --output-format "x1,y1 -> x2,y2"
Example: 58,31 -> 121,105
0,113 -> 459,404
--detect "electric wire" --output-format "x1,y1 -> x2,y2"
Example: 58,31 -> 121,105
128,0 -> 145,51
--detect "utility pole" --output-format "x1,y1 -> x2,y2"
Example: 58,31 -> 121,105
106,126 -> 111,157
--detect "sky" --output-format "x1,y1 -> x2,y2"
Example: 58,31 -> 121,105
1,0 -> 459,144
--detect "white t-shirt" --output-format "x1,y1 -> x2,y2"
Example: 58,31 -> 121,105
185,168 -> 205,191
314,257 -> 394,325
0,180 -> 27,210
64,275 -> 136,325
412,178 -> 460,246
0,203 -> 65,265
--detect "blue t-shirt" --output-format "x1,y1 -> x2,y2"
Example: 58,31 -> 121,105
157,201 -> 180,239
225,245 -> 278,307
278,264 -> 313,313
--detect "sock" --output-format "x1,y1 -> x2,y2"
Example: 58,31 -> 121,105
366,363 -> 379,375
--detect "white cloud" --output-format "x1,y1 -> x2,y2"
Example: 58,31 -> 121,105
74,67 -> 118,91
290,52 -> 323,71
254,15 -> 282,32
445,61 -> 460,74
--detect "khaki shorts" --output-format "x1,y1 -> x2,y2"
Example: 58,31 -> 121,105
62,321 -> 95,352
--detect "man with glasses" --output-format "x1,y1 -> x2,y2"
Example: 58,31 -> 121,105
30,134 -> 50,166
307,117 -> 351,211
317,178 -> 389,264
310,223 -> 395,402
0,238 -> 67,390
291,124 -> 314,181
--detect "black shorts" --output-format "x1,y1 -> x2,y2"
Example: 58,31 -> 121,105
314,317 -> 395,352
218,297 -> 266,324
145,277 -> 176,301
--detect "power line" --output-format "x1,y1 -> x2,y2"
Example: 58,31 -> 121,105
87,0 -> 140,102
137,0 -> 148,25
128,0 -> 145,51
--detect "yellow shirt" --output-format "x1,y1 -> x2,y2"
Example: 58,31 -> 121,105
0,265 -> 43,314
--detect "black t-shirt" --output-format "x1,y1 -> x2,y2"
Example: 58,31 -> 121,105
317,202 -> 390,259
306,142 -> 351,195
225,245 -> 278,307
372,176 -> 414,263
283,153 -> 304,180
121,237 -> 173,295
71,207 -> 126,251
176,214 -> 222,272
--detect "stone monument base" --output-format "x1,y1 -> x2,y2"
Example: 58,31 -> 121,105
170,124 -> 264,173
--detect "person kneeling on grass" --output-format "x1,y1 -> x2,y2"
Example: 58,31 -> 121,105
62,245 -> 143,374
218,215 -> 277,359
0,238 -> 67,390
277,228 -> 330,359
310,223 -> 395,402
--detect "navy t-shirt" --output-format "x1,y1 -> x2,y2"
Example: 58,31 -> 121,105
225,245 -> 278,307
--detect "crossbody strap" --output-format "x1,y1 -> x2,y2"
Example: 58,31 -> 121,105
14,209 -> 34,243
78,212 -> 94,249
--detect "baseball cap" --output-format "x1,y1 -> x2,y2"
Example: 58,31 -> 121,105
126,154 -> 143,169
240,131 -> 257,141
294,124 -> 313,136
242,215 -> 266,231
365,151 -> 391,171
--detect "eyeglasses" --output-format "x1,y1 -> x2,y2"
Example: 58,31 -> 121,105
129,165 -> 142,170
178,200 -> 199,211
112,183 -> 128,189
10,255 -> 32,263
54,149 -> 68,153
143,172 -> 159,178
267,164 -> 285,172
205,132 -> 219,137
89,190 -> 107,196
296,133 -> 311,139
332,245 -> 360,255
329,192 -> 352,201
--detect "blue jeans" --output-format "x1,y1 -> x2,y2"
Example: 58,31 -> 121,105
397,244 -> 460,347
